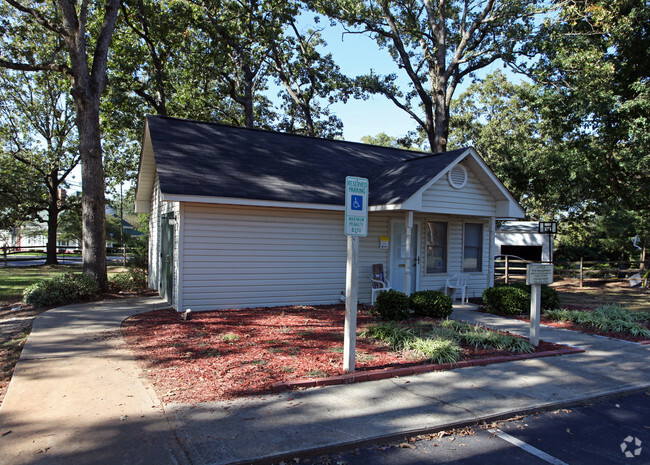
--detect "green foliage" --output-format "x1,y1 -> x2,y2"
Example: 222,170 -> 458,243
0,69 -> 80,260
23,273 -> 100,307
109,267 -> 147,292
404,338 -> 462,364
109,272 -> 137,292
360,322 -> 414,351
373,289 -> 410,321
362,318 -> 535,364
126,236 -> 149,287
440,320 -> 534,354
482,285 -> 530,315
483,283 -> 560,315
313,0 -> 543,151
361,321 -> 461,364
409,290 -> 453,318
544,304 -> 650,338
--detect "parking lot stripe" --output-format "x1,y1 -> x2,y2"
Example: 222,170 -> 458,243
488,428 -> 570,465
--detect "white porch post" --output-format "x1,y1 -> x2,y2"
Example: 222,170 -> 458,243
488,216 -> 496,289
404,211 -> 413,294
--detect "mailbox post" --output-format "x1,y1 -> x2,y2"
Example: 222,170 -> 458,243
526,263 -> 554,346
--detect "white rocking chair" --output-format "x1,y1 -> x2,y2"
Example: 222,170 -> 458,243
369,264 -> 391,305
446,273 -> 468,303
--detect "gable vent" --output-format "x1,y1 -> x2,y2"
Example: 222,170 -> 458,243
448,164 -> 468,189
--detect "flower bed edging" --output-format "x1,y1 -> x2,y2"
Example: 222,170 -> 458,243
272,346 -> 585,392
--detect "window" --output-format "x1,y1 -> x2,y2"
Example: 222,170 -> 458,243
426,221 -> 447,273
463,223 -> 483,272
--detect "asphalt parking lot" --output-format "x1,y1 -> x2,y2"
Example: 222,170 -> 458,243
288,390 -> 650,465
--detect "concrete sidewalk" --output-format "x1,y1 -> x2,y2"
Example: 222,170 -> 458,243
0,297 -> 190,465
1,299 -> 649,465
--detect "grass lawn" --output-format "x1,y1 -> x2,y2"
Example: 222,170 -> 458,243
0,264 -> 128,303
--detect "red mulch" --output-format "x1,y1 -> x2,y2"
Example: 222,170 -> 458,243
121,305 -> 566,404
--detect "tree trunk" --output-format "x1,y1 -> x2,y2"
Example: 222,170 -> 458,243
243,65 -> 255,128
45,199 -> 59,265
77,103 -> 108,290
433,68 -> 448,153
301,102 -> 315,137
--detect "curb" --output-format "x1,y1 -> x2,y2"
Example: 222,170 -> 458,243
237,384 -> 650,465
272,346 -> 585,392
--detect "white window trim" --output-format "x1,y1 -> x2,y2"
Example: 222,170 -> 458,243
425,220 -> 448,275
463,221 -> 484,273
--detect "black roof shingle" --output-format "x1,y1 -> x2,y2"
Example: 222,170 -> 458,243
146,115 -> 468,207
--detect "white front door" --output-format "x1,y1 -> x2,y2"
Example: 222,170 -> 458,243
390,221 -> 419,294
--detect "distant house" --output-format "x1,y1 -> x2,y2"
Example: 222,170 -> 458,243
495,221 -> 553,262
135,115 -> 525,311
1,221 -> 80,252
1,202 -> 142,252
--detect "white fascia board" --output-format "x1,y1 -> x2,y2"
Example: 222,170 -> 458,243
135,200 -> 151,214
369,196 -> 421,212
496,200 -> 526,219
134,121 -> 156,213
369,203 -> 403,212
160,193 -> 345,211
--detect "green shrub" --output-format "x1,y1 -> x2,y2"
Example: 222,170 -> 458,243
482,285 -> 529,314
24,273 -> 100,307
483,283 -> 560,315
409,290 -> 453,318
127,236 -> 149,286
374,289 -> 410,321
109,270 -> 147,292
541,285 -> 560,310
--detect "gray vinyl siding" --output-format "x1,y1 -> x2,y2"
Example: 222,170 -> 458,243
421,162 -> 497,215
180,204 -> 391,311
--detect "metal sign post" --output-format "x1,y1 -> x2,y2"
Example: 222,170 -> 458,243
526,263 -> 554,346
343,177 -> 369,373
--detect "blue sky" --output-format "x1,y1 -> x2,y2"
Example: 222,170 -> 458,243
307,16 -> 525,143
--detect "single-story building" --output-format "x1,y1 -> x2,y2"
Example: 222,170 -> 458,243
495,221 -> 553,262
135,115 -> 525,311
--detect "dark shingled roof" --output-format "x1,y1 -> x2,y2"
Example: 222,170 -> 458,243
147,115 -> 468,207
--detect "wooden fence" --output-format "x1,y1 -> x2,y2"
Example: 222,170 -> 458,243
495,256 -> 645,288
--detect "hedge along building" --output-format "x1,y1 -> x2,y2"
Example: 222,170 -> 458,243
135,116 -> 525,311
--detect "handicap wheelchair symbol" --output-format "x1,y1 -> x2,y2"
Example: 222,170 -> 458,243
351,195 -> 363,211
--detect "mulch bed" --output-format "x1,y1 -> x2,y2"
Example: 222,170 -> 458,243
121,305 -> 574,403
480,307 -> 650,344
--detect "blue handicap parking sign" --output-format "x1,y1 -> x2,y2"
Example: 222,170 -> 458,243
351,195 -> 363,211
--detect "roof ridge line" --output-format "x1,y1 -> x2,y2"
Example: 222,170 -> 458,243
147,114 -> 445,156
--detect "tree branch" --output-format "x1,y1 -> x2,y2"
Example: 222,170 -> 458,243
4,0 -> 68,36
0,59 -> 72,76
